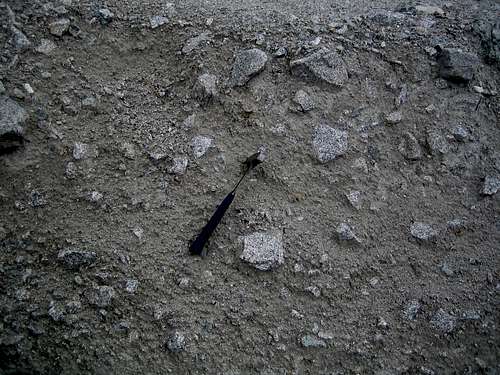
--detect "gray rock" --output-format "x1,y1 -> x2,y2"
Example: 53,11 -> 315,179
440,263 -> 454,277
447,219 -> 467,233
312,124 -> 348,163
11,26 -> 31,51
427,130 -> 449,155
410,222 -> 438,241
182,32 -> 211,54
385,111 -> 402,125
125,279 -> 139,293
414,5 -> 444,16
240,231 -> 284,271
35,39 -> 57,55
29,190 -> 47,207
0,81 -> 5,95
87,191 -> 103,203
437,48 -> 479,83
482,176 -> 500,195
336,223 -> 360,242
290,48 -> 348,87
305,286 -> 321,297
166,331 -> 186,352
121,142 -> 136,159
48,301 -> 65,322
85,286 -> 115,307
451,125 -> 468,142
398,132 -> 422,160
476,21 -> 500,67
82,96 -> 97,109
231,48 -> 268,87
292,90 -> 315,112
168,157 -> 188,175
346,190 -> 362,210
58,248 -> 97,270
65,162 -> 77,178
66,300 -> 82,314
49,18 -> 70,36
0,96 -> 27,153
430,308 -> 456,333
150,15 -> 168,29
274,46 -> 287,57
301,335 -> 326,348
191,136 -> 212,158
97,8 -> 114,24
0,96 -> 27,135
182,114 -> 196,129
193,73 -> 218,105
73,142 -> 97,160
404,300 -> 421,320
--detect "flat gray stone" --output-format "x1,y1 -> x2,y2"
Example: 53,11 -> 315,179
430,308 -> 456,333
312,124 -> 348,163
301,335 -> 326,348
57,248 -> 97,270
182,32 -> 211,54
85,286 -> 115,307
240,231 -> 284,271
290,48 -> 348,87
437,48 -> 479,83
36,39 -> 57,55
231,48 -> 268,87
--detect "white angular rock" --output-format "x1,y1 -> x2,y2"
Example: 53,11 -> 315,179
168,157 -> 188,175
301,335 -> 326,348
385,111 -> 402,125
292,89 -> 315,112
410,222 -> 438,241
336,223 -> 360,242
166,331 -> 186,352
346,190 -> 362,210
482,176 -> 500,196
36,39 -> 57,55
191,136 -> 212,158
312,124 -> 348,163
73,142 -> 89,160
240,231 -> 284,271
150,15 -> 168,29
49,18 -> 70,36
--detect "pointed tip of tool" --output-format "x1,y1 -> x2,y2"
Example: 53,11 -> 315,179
243,148 -> 266,171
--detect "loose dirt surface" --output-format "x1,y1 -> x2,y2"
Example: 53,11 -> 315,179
1,1 -> 499,374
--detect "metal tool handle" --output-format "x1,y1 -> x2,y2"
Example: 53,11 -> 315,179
189,191 -> 236,255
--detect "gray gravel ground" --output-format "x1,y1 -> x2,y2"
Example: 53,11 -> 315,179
0,0 -> 499,374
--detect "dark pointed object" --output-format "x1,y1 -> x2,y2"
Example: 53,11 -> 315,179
189,151 -> 265,256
